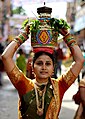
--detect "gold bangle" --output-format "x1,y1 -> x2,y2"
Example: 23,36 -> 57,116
13,39 -> 21,46
63,33 -> 77,47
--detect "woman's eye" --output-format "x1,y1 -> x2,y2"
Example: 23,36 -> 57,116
36,62 -> 43,66
46,62 -> 51,66
36,61 -> 52,66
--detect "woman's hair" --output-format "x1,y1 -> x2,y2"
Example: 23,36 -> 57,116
18,49 -> 24,55
32,51 -> 54,67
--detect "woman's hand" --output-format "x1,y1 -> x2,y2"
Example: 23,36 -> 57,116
15,24 -> 30,45
59,28 -> 68,36
21,24 -> 30,35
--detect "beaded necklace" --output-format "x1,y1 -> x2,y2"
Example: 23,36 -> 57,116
34,80 -> 48,116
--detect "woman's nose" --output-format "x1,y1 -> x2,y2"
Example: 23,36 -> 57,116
42,63 -> 46,69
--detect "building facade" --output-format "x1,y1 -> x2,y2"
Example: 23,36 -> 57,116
66,0 -> 85,50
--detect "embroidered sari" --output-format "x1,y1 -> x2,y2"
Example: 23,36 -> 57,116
7,65 -> 76,119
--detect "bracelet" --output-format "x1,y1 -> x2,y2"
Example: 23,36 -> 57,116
14,32 -> 29,45
13,39 -> 21,46
63,33 -> 77,47
18,32 -> 28,42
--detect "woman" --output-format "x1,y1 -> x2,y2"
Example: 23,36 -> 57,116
1,23 -> 84,119
73,75 -> 85,119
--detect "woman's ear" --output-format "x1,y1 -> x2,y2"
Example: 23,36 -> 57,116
32,67 -> 36,78
52,70 -> 54,76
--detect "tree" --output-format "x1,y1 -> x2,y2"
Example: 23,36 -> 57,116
12,6 -> 26,15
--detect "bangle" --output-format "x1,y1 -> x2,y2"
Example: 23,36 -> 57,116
63,33 -> 77,47
18,32 -> 28,42
13,39 -> 21,46
14,32 -> 29,45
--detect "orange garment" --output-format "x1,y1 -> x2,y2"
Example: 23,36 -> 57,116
7,65 -> 76,119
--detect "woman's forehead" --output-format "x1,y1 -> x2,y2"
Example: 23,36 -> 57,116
35,54 -> 52,61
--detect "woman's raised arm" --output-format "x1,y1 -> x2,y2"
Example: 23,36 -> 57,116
60,28 -> 84,77
1,24 -> 30,73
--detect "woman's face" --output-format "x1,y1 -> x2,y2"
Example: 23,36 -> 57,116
33,54 -> 54,82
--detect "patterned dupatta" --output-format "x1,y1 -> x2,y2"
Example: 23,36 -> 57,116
45,78 -> 60,119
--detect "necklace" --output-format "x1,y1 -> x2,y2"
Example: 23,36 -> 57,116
34,81 -> 47,116
35,80 -> 48,86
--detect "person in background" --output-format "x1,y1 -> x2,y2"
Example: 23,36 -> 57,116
26,50 -> 35,79
73,74 -> 85,119
1,19 -> 84,119
77,50 -> 85,83
16,49 -> 26,75
0,43 -> 4,86
82,50 -> 85,78
53,44 -> 64,78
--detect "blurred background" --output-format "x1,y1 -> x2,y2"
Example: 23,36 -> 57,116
0,0 -> 85,119
0,0 -> 85,53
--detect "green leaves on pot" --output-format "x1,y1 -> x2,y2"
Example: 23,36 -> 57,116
30,20 -> 41,33
22,18 -> 70,35
49,18 -> 70,31
22,19 -> 29,29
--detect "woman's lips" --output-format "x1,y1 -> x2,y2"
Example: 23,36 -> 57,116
40,71 -> 48,74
